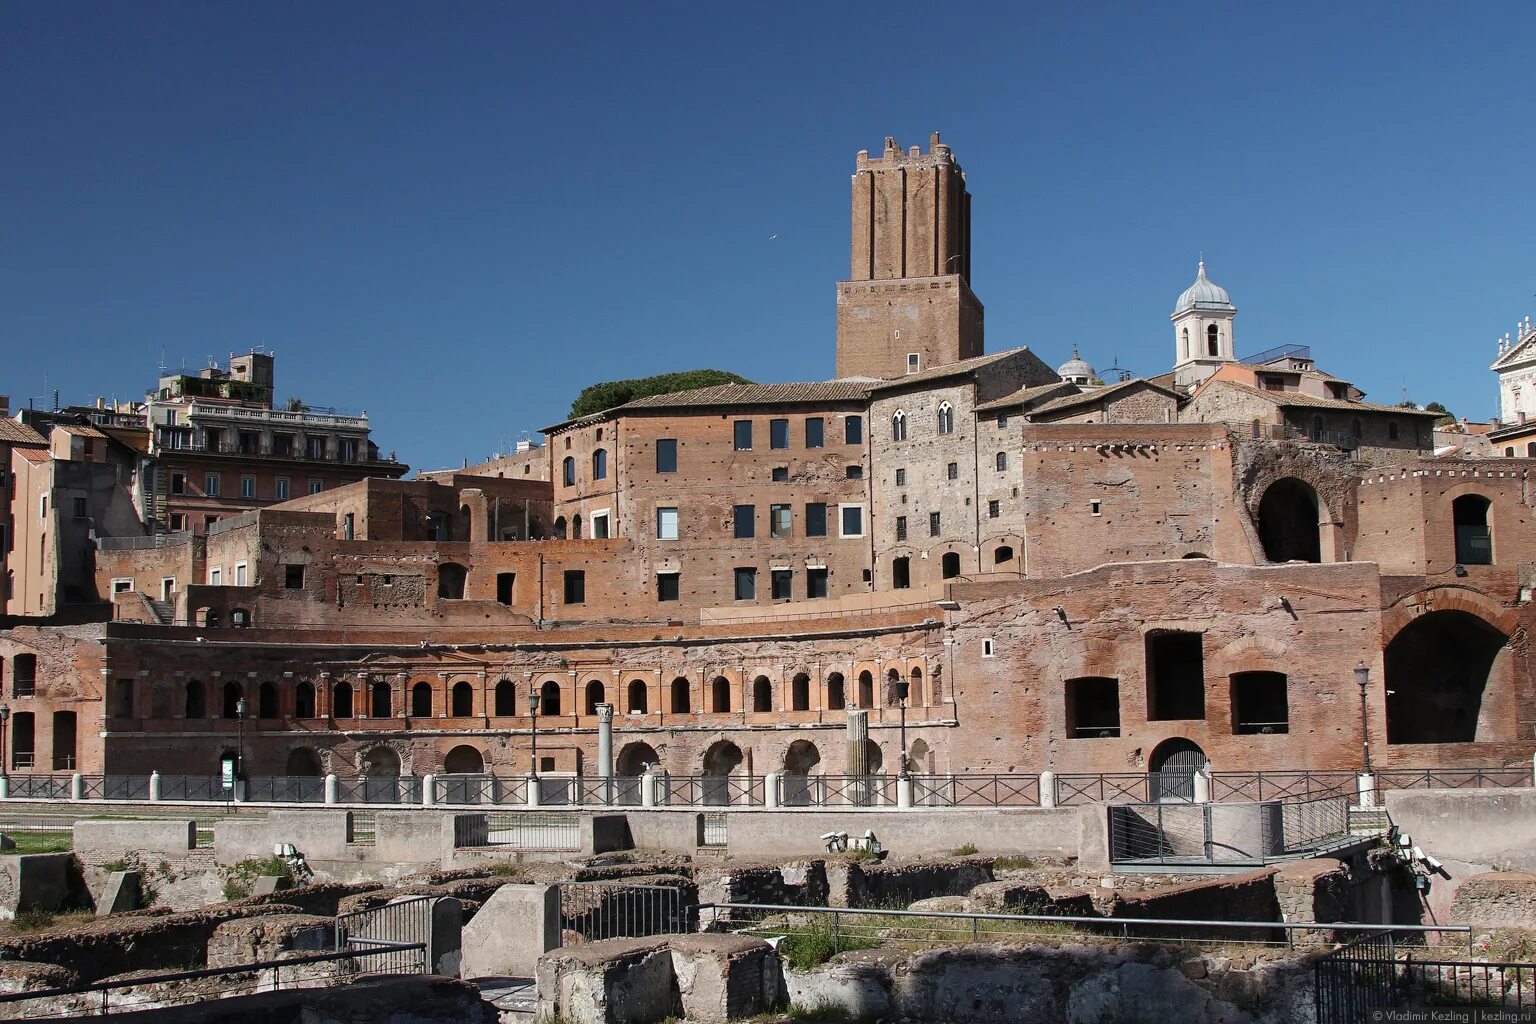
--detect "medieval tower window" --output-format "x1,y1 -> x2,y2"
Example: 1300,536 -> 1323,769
1207,324 -> 1219,357
937,402 -> 955,435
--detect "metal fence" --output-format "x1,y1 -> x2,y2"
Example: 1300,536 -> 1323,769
913,773 -> 1039,807
1315,928 -> 1536,1022
557,882 -> 695,946
246,775 -> 325,803
701,812 -> 728,847
334,894 -> 437,976
1373,766 -> 1533,793
335,775 -> 422,805
453,811 -> 581,851
158,775 -> 225,802
78,776 -> 151,801
7,776 -> 72,800
1109,795 -> 1371,867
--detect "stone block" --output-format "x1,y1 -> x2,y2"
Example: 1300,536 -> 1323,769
669,934 -> 780,1023
1449,872 -> 1536,929
205,913 -> 334,968
74,820 -> 195,862
251,875 -> 291,898
97,871 -> 143,916
461,883 -> 559,979
0,853 -> 78,920
536,936 -> 678,1024
969,881 -> 1094,917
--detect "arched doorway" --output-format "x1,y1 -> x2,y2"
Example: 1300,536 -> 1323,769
1453,495 -> 1494,565
1257,478 -> 1321,563
941,551 -> 961,579
1386,611 -> 1507,744
1148,738 -> 1206,802
362,746 -> 402,777
615,741 -> 659,805
286,747 -> 323,777
783,739 -> 820,806
702,740 -> 744,806
444,745 -> 485,774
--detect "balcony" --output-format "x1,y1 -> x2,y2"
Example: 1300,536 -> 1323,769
152,430 -> 395,466
186,401 -> 368,430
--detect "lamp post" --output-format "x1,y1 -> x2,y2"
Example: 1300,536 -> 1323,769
528,688 -> 542,778
893,678 -> 910,778
235,696 -> 248,782
1354,662 -> 1372,774
0,705 -> 10,778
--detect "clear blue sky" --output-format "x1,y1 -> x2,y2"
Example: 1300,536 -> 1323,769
6,2 -> 1535,472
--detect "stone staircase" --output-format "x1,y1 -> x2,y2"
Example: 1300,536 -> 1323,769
146,599 -> 174,624
1347,805 -> 1391,837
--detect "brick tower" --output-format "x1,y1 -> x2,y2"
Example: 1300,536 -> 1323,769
834,132 -> 985,380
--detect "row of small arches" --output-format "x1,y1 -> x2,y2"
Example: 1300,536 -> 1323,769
891,402 -> 954,442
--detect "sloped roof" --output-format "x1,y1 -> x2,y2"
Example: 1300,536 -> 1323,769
542,380 -> 873,433
975,381 -> 1079,413
1028,378 -> 1183,417
14,447 -> 49,464
1209,380 -> 1441,416
0,419 -> 46,446
865,347 -> 1034,393
55,424 -> 107,439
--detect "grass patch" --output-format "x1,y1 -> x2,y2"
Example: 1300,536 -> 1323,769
3,909 -> 95,935
951,843 -> 978,856
220,855 -> 292,901
6,831 -> 72,855
786,999 -> 872,1023
775,917 -> 881,971
992,855 -> 1037,870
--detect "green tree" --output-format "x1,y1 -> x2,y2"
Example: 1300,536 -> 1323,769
568,369 -> 752,419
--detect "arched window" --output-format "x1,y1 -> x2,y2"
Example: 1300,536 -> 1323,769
185,680 -> 206,719
1181,327 -> 1189,360
592,449 -> 607,480
553,516 -> 568,539
562,457 -> 575,486
670,677 -> 691,714
892,410 -> 908,442
451,681 -> 474,717
711,676 -> 732,713
910,667 -> 924,706
222,682 -> 243,719
494,679 -> 516,716
627,679 -> 648,714
885,667 -> 903,706
370,681 -> 392,718
294,681 -> 316,718
858,670 -> 874,708
539,679 -> 562,717
333,681 -> 353,718
444,745 -> 484,774
752,675 -> 772,713
827,672 -> 846,710
258,681 -> 278,719
1453,494 -> 1493,565
995,451 -> 1007,471
1206,324 -> 1219,357
937,402 -> 954,435
411,681 -> 433,718
572,514 -> 582,539
994,545 -> 1015,565
941,551 -> 961,579
286,747 -> 323,777
791,673 -> 811,712
585,680 -> 606,715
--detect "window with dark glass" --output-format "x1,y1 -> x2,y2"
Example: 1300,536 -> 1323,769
844,416 -> 862,444
563,570 -> 585,605
846,465 -> 863,479
895,515 -> 907,541
656,438 -> 678,473
771,569 -> 792,600
770,504 -> 791,538
733,567 -> 757,600
733,504 -> 755,539
805,503 -> 827,537
656,572 -> 679,602
988,500 -> 1000,519
946,462 -> 958,480
806,568 -> 829,599
770,419 -> 789,449
805,417 -> 824,448
929,511 -> 941,536
733,421 -> 753,450
771,467 -> 788,482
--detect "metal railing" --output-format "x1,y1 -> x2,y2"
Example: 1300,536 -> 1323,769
454,811 -> 581,851
158,775 -> 225,801
1315,928 -> 1536,1022
245,775 -> 326,803
1054,773 -> 1150,805
1207,771 -> 1356,802
334,776 -> 422,805
1373,766 -> 1533,792
334,894 -> 437,976
0,942 -> 425,1018
558,882 -> 694,946
704,902 -> 1471,954
8,776 -> 72,800
912,774 -> 1039,807
78,776 -> 151,801
1109,794 -> 1376,867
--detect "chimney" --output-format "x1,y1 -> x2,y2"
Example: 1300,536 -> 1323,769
0,395 -> 8,417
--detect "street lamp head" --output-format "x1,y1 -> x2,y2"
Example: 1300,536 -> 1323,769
0,705 -> 10,723
893,679 -> 910,703
528,690 -> 542,715
236,697 -> 248,716
1354,663 -> 1370,690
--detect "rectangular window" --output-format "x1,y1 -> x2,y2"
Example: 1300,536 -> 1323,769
929,512 -> 941,536
209,567 -> 222,586
733,421 -> 753,451
307,436 -> 326,459
806,567 -> 829,599
907,353 -> 920,373
170,473 -> 185,495
804,503 -> 827,537
946,462 -> 958,480
770,418 -> 789,449
988,500 -> 1000,519
656,438 -> 678,473
1066,677 -> 1121,739
771,568 -> 793,600
72,497 -> 87,519
839,505 -> 864,538
1146,631 -> 1205,721
656,506 -> 679,540
998,415 -> 1009,428
895,468 -> 906,486
342,439 -> 357,461
845,465 -> 863,479
591,511 -> 610,539
770,504 -> 791,538
1090,500 -> 1102,516
563,570 -> 586,605
996,452 -> 1008,471
285,564 -> 304,589
111,578 -> 134,595
844,415 -> 863,444
733,567 -> 757,601
982,638 -> 996,658
342,513 -> 355,540
805,417 -> 824,448
496,572 -> 515,604
656,572 -> 679,602
275,478 -> 290,501
733,504 -> 755,539
169,513 -> 186,532
204,515 -> 219,531
895,515 -> 907,541
205,474 -> 220,497
234,562 -> 247,587
240,476 -> 255,499
309,479 -> 324,495
771,466 -> 788,482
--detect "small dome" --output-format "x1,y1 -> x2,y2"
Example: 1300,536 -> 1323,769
1174,260 -> 1234,314
1058,349 -> 1096,382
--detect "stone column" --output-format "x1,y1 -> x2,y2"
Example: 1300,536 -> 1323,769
845,709 -> 869,775
596,704 -> 615,806
1039,770 -> 1056,809
526,773 -> 541,808
70,773 -> 84,802
1191,769 -> 1211,804
896,774 -> 913,809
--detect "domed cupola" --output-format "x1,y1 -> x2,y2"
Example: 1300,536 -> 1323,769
1173,260 -> 1235,315
1171,258 -> 1238,389
1057,349 -> 1097,387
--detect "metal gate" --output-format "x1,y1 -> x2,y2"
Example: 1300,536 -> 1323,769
1149,742 -> 1205,802
334,895 -> 435,975
1315,930 -> 1536,1021
556,882 -> 694,946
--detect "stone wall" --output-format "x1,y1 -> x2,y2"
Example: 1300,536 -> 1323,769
1448,872 -> 1536,929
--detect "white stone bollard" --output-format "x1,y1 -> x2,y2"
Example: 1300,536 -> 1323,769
0,775 -> 10,800
1191,770 -> 1211,804
422,773 -> 437,807
641,770 -> 659,808
324,773 -> 340,805
233,779 -> 248,803
525,773 -> 541,808
70,773 -> 85,801
1357,772 -> 1377,809
763,772 -> 781,809
1039,770 -> 1057,809
896,774 -> 914,810
148,771 -> 162,802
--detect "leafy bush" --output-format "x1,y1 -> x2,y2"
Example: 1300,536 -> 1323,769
951,843 -> 978,856
567,369 -> 752,419
992,855 -> 1037,870
220,855 -> 292,901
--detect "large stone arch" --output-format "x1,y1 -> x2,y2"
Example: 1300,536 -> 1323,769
1384,608 -> 1514,745
1235,440 -> 1356,563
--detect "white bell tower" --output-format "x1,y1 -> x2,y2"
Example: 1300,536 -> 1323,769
1171,260 -> 1237,390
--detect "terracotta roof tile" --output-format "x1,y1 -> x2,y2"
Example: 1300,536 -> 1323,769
0,419 -> 46,446
974,381 -> 1078,413
1210,381 -> 1441,416
1028,378 -> 1182,417
865,347 -> 1034,392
